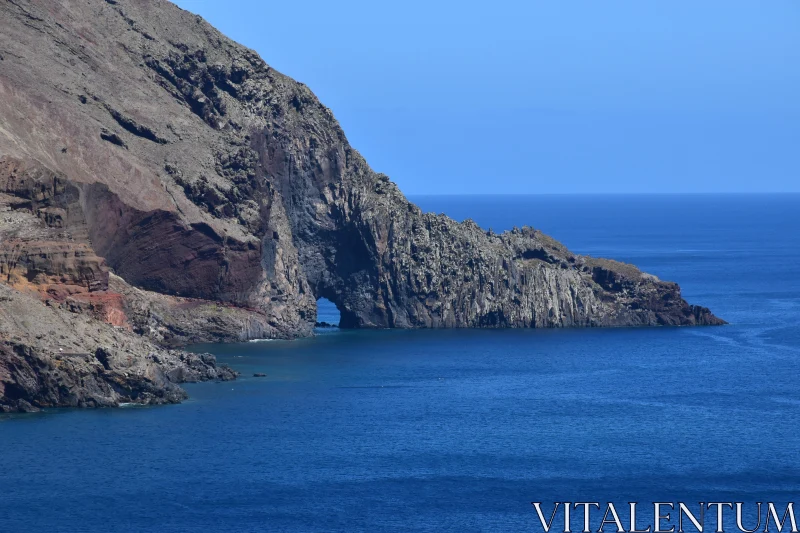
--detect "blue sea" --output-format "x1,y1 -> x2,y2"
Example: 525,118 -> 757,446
2,194 -> 799,532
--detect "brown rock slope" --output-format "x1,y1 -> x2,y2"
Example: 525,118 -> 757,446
0,0 -> 723,410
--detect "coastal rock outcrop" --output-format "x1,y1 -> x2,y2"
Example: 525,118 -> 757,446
0,284 -> 236,413
0,0 -> 723,410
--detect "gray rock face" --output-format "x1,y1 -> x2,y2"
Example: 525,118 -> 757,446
0,284 -> 236,413
0,0 -> 723,410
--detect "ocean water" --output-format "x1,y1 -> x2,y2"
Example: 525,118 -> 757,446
1,194 -> 799,532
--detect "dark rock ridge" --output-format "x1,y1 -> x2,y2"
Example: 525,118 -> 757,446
0,0 -> 723,410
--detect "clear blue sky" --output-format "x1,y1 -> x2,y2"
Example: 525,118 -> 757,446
173,0 -> 799,194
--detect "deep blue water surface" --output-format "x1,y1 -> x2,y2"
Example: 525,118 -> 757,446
2,195 -> 799,532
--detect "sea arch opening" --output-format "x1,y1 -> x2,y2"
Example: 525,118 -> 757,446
315,297 -> 341,328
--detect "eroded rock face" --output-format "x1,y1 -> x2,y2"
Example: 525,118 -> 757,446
0,284 -> 236,413
0,0 -> 723,410
109,274 -> 281,347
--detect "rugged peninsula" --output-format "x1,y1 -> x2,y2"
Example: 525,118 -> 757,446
0,0 -> 723,412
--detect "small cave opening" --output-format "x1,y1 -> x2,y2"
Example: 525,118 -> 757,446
315,297 -> 341,329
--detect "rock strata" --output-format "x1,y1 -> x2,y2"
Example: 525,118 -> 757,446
0,0 -> 723,410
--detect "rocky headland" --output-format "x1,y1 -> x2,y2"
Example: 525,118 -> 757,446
0,0 -> 723,411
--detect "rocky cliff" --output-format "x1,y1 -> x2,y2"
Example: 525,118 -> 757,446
0,0 -> 723,411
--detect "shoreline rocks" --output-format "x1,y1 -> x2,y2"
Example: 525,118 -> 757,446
0,284 -> 237,413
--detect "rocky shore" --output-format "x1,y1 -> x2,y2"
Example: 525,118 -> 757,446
0,0 -> 723,411
0,283 -> 236,413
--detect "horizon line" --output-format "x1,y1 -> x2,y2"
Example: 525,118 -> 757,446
406,191 -> 800,196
